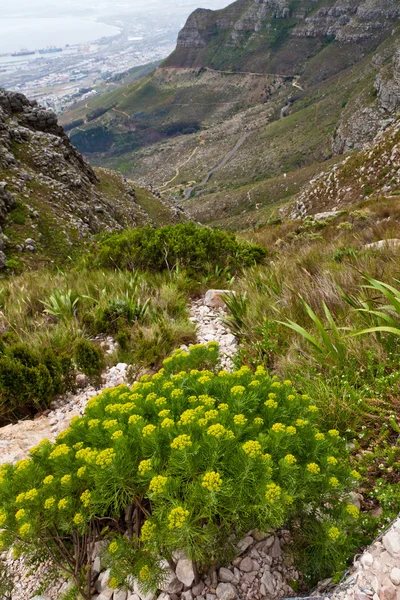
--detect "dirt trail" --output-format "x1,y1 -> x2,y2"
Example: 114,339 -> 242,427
158,145 -> 200,191
184,131 -> 253,199
112,107 -> 130,118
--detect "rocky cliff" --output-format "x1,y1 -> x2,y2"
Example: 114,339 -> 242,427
0,89 -> 183,270
164,0 -> 400,78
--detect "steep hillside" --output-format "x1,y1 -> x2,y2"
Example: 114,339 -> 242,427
62,0 -> 400,226
0,89 -> 183,271
165,0 -> 399,81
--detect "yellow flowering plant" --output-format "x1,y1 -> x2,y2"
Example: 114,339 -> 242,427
0,343 -> 359,597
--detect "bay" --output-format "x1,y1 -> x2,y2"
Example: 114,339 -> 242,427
0,17 -> 120,54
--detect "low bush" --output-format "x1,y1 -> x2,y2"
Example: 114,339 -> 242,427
74,340 -> 105,378
0,344 -> 361,598
0,343 -> 74,424
93,223 -> 267,273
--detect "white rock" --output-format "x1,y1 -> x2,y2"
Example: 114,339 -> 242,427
114,591 -> 128,600
238,557 -> 253,573
360,552 -> 374,569
390,568 -> 400,586
383,530 -> 400,557
219,568 -> 234,583
182,591 -> 194,600
204,290 -> 232,309
215,583 -> 237,600
237,536 -> 254,554
98,589 -> 114,600
175,558 -> 195,587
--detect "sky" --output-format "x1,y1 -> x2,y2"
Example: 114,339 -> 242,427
0,0 -> 230,18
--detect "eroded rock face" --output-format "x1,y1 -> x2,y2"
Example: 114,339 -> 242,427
166,0 -> 400,75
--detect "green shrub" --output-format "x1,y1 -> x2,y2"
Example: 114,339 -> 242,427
93,223 -> 267,273
0,344 -> 361,598
74,339 -> 105,377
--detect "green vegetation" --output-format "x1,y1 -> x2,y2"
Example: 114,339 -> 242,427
0,344 -> 361,598
93,222 -> 267,272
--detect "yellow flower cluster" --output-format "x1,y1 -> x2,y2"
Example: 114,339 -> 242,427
16,459 -> 30,472
231,386 -> 245,395
103,419 -> 118,430
242,440 -> 262,458
149,475 -> 168,494
73,513 -> 84,525
16,493 -> 26,503
327,456 -> 338,466
168,506 -> 189,529
329,477 -> 339,488
49,444 -> 70,459
179,409 -> 197,425
19,523 -> 31,536
138,459 -> 152,475
315,433 -> 325,441
61,475 -> 71,485
142,424 -> 156,437
171,389 -> 184,399
155,397 -> 167,407
198,375 -> 211,385
254,417 -> 264,425
271,382 -> 281,389
111,430 -> 123,440
295,419 -> 308,427
218,403 -> 229,411
351,470 -> 361,480
171,434 -> 192,449
202,471 -> 222,492
307,463 -> 320,475
109,577 -> 119,589
129,415 -> 142,425
346,504 -> 359,519
88,419 -> 100,428
25,488 -> 38,501
146,392 -> 157,402
249,380 -> 260,387
199,394 -> 215,406
77,466 -> 87,478
15,509 -> 25,521
58,498 -> 69,510
161,418 -> 174,429
204,409 -> 218,420
96,448 -> 116,468
73,442 -> 84,451
158,409 -> 171,418
328,429 -> 340,438
44,498 -> 55,509
265,483 -> 281,503
308,405 -> 319,413
234,414 -> 247,425
272,423 -> 286,433
286,426 -> 297,435
328,526 -> 340,541
265,399 -> 278,409
80,490 -> 91,507
43,475 -> 54,485
139,565 -> 152,581
0,512 -> 6,526
76,447 -> 98,464
140,520 -> 157,542
207,424 -> 235,440
108,540 -> 119,554
284,454 -> 297,465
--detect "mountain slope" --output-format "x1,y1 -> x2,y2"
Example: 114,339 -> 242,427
62,0 -> 400,228
0,89 -> 183,271
165,0 -> 400,80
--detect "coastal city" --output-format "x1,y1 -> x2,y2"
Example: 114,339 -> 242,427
0,17 -> 177,113
0,0 -> 228,114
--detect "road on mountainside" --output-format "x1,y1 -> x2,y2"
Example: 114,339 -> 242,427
184,130 -> 253,199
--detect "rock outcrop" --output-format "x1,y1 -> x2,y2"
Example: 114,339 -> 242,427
0,88 -> 183,269
165,0 -> 400,77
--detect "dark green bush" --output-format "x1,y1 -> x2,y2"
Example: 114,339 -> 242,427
93,223 -> 267,273
74,339 -> 105,377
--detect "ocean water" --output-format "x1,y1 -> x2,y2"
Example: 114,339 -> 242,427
0,18 -> 120,54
